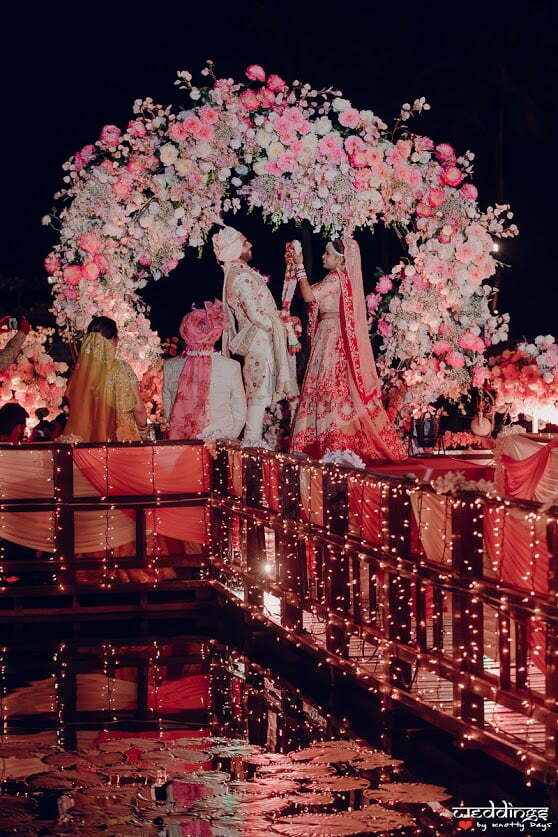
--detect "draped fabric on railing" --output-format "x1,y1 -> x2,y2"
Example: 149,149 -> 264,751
0,444 -> 209,551
496,433 -> 558,502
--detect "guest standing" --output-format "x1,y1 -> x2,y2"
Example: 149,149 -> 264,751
64,316 -> 146,442
0,403 -> 29,443
290,236 -> 406,463
164,301 -> 246,440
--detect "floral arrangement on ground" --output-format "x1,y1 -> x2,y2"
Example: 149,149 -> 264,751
43,60 -> 517,416
488,335 -> 558,424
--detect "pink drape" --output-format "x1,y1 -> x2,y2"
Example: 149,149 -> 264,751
262,458 -> 280,511
500,440 -> 558,500
169,356 -> 212,440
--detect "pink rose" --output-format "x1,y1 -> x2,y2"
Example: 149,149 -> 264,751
460,183 -> 478,201
416,202 -> 433,218
99,124 -> 121,147
267,74 -> 286,92
126,156 -> 145,175
276,151 -> 297,173
377,319 -> 392,338
414,135 -> 435,153
127,120 -> 147,138
258,87 -> 276,108
183,116 -> 202,133
44,253 -> 61,274
396,139 -> 412,159
427,188 -> 445,207
459,332 -> 485,353
63,265 -> 82,285
93,253 -> 109,274
240,89 -> 260,111
338,108 -> 361,129
319,134 -> 344,162
472,366 -> 488,387
366,149 -> 383,167
196,122 -> 214,141
62,287 -> 78,299
246,64 -> 266,82
376,275 -> 393,294
265,159 -> 282,176
438,322 -> 449,335
344,135 -> 366,155
74,143 -> 96,171
162,258 -> 179,273
435,143 -> 456,164
349,150 -> 368,168
138,255 -> 152,267
78,232 -> 101,254
432,340 -> 451,356
446,350 -> 465,369
440,165 -> 464,187
82,261 -> 100,282
112,178 -> 131,200
366,292 -> 381,314
438,224 -> 454,244
169,121 -> 189,142
199,105 -> 219,124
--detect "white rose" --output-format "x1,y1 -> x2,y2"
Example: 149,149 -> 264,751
253,160 -> 268,175
332,97 -> 351,112
159,143 -> 178,166
174,207 -> 185,219
218,167 -> 231,181
196,141 -> 212,159
267,142 -> 285,158
175,158 -> 193,177
302,133 -> 318,150
256,129 -> 272,148
315,116 -> 332,135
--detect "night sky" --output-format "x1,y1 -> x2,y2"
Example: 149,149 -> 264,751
2,1 -> 557,340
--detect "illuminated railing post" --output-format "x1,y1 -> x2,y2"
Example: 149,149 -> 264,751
451,495 -> 485,727
278,531 -> 303,631
53,445 -> 75,590
386,483 -> 413,690
281,457 -> 301,521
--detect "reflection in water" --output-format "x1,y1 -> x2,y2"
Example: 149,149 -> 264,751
0,636 -> 456,835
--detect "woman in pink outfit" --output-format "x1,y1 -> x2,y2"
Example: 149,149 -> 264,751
290,236 -> 406,463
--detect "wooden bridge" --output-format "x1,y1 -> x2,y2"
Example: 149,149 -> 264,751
1,440 -> 557,787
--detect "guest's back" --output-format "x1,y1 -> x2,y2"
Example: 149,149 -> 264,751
164,354 -> 246,440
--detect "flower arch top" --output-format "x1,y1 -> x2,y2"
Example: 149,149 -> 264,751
45,60 -> 517,407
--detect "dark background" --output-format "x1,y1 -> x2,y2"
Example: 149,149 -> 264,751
1,1 -> 557,340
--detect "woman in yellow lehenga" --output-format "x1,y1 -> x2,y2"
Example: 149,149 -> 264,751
64,317 -> 147,442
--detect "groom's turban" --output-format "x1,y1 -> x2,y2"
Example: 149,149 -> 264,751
212,226 -> 244,263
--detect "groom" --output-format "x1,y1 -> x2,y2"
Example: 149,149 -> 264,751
212,226 -> 298,446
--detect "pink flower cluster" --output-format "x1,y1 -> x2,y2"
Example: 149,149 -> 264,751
488,336 -> 558,422
0,327 -> 68,416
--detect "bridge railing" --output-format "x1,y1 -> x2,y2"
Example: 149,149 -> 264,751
0,440 -> 210,593
209,442 -> 558,784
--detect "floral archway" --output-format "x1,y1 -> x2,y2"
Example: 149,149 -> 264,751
44,60 -> 517,413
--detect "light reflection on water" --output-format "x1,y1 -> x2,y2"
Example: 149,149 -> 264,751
0,634 -> 456,835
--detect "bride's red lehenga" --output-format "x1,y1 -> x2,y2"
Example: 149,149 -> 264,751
290,237 -> 406,464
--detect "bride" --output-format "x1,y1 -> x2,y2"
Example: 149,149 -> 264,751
289,236 -> 406,463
